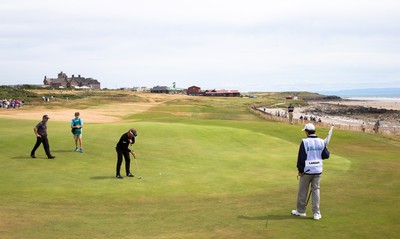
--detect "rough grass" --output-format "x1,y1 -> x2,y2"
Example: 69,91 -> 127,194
0,94 -> 399,239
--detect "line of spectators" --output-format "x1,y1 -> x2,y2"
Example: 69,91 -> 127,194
1,99 -> 24,109
299,115 -> 322,123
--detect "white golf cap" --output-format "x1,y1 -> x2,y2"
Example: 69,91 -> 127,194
302,123 -> 315,131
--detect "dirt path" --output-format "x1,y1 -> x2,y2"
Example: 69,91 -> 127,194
0,102 -> 161,123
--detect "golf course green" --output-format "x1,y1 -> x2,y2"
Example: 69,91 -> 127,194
0,91 -> 399,238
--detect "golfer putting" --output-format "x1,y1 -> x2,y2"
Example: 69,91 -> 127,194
115,128 -> 138,179
291,123 -> 330,220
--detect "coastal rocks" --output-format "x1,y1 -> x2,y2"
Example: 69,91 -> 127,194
302,95 -> 341,101
305,102 -> 400,126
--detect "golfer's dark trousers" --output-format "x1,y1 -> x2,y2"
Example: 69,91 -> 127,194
116,147 -> 131,176
31,135 -> 51,157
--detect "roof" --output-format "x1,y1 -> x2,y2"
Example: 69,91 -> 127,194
205,89 -> 240,94
47,78 -> 67,84
152,85 -> 170,90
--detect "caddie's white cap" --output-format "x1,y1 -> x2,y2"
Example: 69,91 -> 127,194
302,123 -> 315,131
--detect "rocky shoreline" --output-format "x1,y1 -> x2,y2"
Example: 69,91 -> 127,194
259,98 -> 400,130
303,100 -> 400,127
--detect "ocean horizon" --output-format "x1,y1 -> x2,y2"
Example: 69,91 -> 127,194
321,87 -> 400,100
342,95 -> 400,102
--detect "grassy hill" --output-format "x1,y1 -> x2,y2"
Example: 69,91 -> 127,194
0,91 -> 399,238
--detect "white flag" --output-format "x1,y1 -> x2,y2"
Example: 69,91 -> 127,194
324,126 -> 334,146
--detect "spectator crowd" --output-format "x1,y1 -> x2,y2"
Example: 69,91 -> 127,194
1,99 -> 24,109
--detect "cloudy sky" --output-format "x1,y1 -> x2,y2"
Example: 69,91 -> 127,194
1,0 -> 399,92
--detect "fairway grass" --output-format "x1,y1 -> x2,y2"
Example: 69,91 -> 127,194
0,95 -> 399,239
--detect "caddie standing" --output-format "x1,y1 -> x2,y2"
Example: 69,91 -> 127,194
291,123 -> 330,220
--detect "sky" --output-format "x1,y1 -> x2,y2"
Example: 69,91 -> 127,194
1,0 -> 400,92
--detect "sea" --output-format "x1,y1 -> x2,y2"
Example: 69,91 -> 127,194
341,94 -> 400,102
322,88 -> 400,102
340,95 -> 400,102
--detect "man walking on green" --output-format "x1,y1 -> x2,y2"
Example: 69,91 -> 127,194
31,115 -> 56,159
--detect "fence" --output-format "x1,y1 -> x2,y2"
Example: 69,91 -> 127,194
250,107 -> 400,136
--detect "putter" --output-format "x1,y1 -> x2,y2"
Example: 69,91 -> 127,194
305,189 -> 312,209
130,145 -> 142,179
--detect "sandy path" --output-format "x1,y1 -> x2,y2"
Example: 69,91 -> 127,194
0,102 -> 160,123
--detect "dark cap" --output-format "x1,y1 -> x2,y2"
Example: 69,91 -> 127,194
129,128 -> 137,137
43,115 -> 50,119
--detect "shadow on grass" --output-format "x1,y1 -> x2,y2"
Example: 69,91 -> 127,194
238,214 -> 309,229
238,215 -> 296,221
90,176 -> 116,180
52,149 -> 75,153
12,156 -> 54,160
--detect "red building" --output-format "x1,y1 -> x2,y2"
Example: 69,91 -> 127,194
187,86 -> 202,96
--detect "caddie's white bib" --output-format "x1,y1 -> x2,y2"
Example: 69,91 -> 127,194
303,138 -> 325,174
